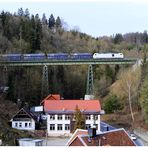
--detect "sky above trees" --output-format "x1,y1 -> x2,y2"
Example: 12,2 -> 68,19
0,0 -> 148,37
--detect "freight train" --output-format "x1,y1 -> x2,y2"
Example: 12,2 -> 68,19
0,53 -> 124,61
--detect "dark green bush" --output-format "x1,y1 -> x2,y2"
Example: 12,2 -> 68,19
104,94 -> 123,114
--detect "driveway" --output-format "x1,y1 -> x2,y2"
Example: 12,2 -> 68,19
42,137 -> 70,146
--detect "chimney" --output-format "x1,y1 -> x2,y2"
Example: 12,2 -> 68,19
106,126 -> 109,131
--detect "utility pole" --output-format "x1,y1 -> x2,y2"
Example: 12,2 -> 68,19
41,65 -> 49,98
86,64 -> 94,95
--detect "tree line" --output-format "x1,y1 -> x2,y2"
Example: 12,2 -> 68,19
1,8 -> 148,125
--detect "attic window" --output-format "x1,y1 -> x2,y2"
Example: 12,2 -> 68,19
58,115 -> 62,120
65,115 -> 70,120
50,115 -> 55,120
94,115 -> 98,120
86,115 -> 91,120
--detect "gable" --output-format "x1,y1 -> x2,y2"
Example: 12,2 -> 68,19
70,137 -> 84,146
66,129 -> 88,146
41,94 -> 61,105
12,108 -> 35,121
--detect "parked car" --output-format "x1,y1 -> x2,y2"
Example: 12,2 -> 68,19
130,133 -> 137,140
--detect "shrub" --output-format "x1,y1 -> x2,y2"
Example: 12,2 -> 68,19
104,94 -> 123,114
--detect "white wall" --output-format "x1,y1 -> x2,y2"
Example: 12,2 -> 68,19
30,106 -> 43,112
12,119 -> 35,131
85,115 -> 100,132
47,114 -> 71,136
47,114 -> 100,136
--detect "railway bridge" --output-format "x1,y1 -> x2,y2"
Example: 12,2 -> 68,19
0,58 -> 137,98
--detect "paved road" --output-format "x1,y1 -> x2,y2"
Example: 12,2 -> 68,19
134,128 -> 148,146
42,137 -> 70,146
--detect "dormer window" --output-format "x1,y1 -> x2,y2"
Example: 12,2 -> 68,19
86,115 -> 91,120
50,115 -> 55,120
65,115 -> 70,120
58,115 -> 62,120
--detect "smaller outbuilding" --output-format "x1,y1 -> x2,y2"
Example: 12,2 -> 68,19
18,138 -> 43,146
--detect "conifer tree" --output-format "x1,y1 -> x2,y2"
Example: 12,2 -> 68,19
74,105 -> 85,131
30,15 -> 36,52
24,8 -> 30,18
36,19 -> 42,50
55,16 -> 62,28
42,13 -> 47,25
17,8 -> 24,16
48,14 -> 55,29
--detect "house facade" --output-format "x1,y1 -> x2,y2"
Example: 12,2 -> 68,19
44,100 -> 101,136
11,108 -> 36,131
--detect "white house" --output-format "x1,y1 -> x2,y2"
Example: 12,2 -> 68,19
10,108 -> 37,131
43,100 -> 102,136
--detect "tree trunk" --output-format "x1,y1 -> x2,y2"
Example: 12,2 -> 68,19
128,84 -> 134,121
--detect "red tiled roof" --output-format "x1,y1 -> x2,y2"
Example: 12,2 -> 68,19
44,100 -> 101,112
41,94 -> 61,104
69,128 -> 136,146
66,129 -> 88,146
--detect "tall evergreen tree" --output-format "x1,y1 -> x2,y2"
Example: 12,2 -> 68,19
42,13 -> 47,25
55,16 -> 62,28
17,8 -> 24,16
30,15 -> 36,52
24,8 -> 30,18
74,105 -> 85,132
36,19 -> 42,50
48,14 -> 55,29
0,11 -> 6,28
114,33 -> 123,44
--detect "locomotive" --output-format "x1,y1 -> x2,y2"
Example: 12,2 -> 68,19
0,52 -> 124,61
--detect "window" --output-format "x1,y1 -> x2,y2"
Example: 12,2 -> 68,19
19,123 -> 22,127
65,124 -> 70,130
85,124 -> 90,130
86,115 -> 91,120
65,115 -> 70,120
15,122 -> 18,127
58,115 -> 62,120
94,115 -> 98,120
50,124 -> 55,130
50,115 -> 55,120
25,123 -> 27,127
29,123 -> 31,127
57,124 -> 62,130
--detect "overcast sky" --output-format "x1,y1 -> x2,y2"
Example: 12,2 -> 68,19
0,0 -> 148,37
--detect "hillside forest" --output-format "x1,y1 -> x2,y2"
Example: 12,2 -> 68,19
0,8 -> 148,134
